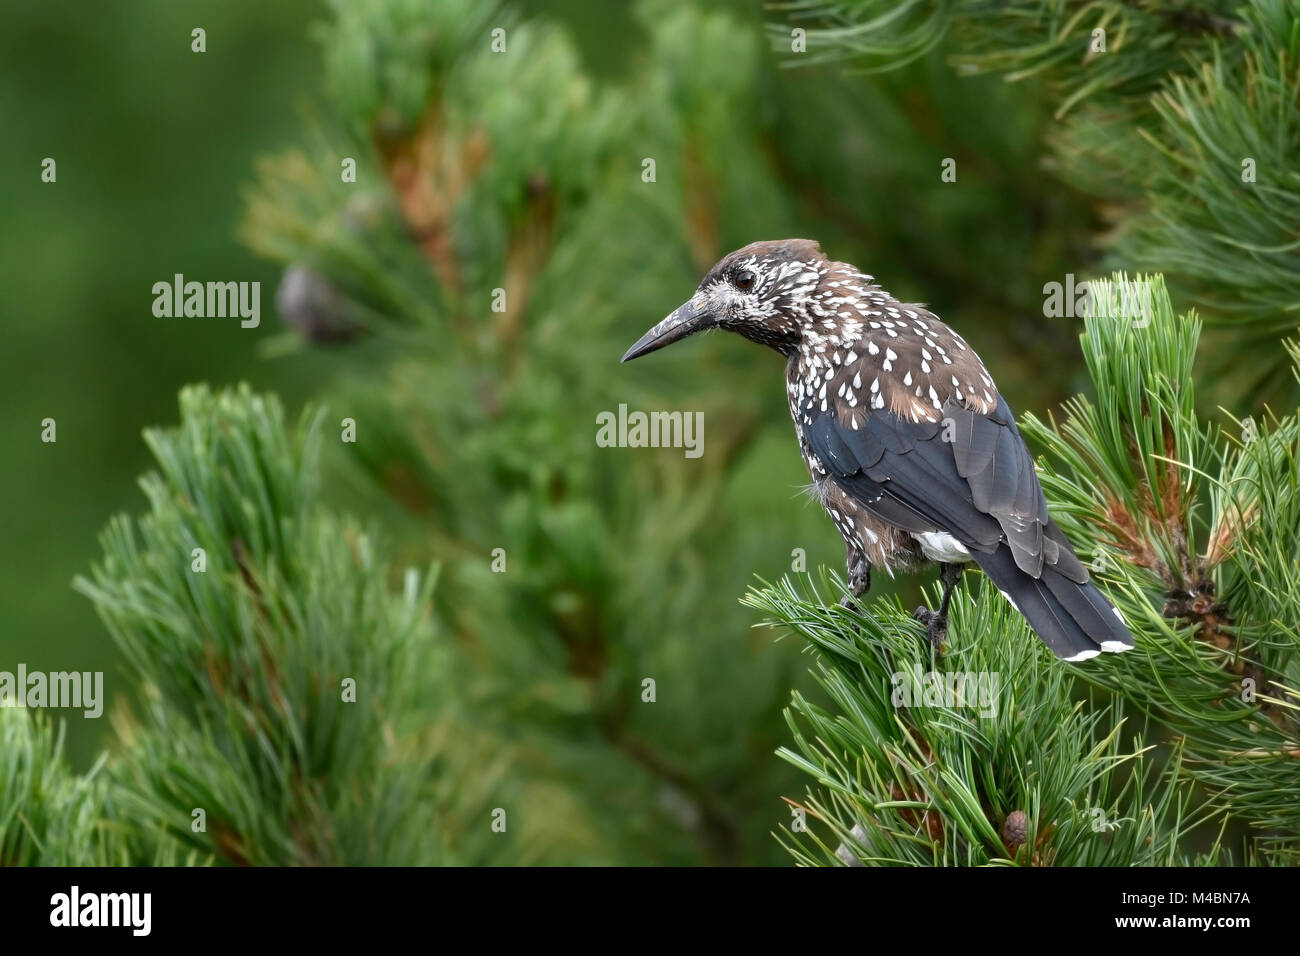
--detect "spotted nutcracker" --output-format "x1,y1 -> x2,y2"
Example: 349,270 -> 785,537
622,239 -> 1133,661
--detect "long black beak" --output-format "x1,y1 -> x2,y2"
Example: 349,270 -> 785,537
621,299 -> 713,363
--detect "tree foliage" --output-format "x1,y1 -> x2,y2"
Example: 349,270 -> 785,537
773,0 -> 1300,394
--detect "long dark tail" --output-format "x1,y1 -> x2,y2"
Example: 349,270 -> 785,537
972,545 -> 1134,661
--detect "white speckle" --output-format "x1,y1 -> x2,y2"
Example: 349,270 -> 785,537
870,377 -> 878,393
921,361 -> 931,373
867,341 -> 879,355
903,371 -> 912,386
914,531 -> 970,562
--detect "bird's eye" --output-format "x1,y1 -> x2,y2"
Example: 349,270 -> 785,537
734,270 -> 757,292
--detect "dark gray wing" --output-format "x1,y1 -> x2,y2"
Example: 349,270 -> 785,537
803,395 -> 1136,660
804,395 -> 1086,579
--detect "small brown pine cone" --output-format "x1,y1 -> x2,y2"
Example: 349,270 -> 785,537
1002,810 -> 1028,851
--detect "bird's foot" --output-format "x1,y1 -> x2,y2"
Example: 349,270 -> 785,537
913,606 -> 948,651
839,593 -> 862,614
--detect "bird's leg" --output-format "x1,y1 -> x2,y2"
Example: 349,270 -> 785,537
913,563 -> 964,650
839,549 -> 872,612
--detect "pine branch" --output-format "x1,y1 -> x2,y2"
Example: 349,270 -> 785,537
771,0 -> 1300,394
1116,1 -> 1300,385
0,710 -> 120,866
1022,275 -> 1300,860
745,572 -> 1222,866
73,385 -> 499,865
772,0 -> 1247,106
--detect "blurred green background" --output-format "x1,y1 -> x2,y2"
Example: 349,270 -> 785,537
2,1 -> 332,765
2,0 -> 1102,853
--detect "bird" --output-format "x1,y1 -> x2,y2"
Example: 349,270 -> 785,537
621,239 -> 1134,661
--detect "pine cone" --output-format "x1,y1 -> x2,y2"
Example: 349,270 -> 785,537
1002,810 -> 1028,851
275,265 -> 360,345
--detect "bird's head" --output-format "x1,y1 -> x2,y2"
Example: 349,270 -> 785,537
621,239 -> 829,363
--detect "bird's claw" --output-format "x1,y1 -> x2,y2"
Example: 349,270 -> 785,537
913,606 -> 948,651
840,593 -> 862,614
